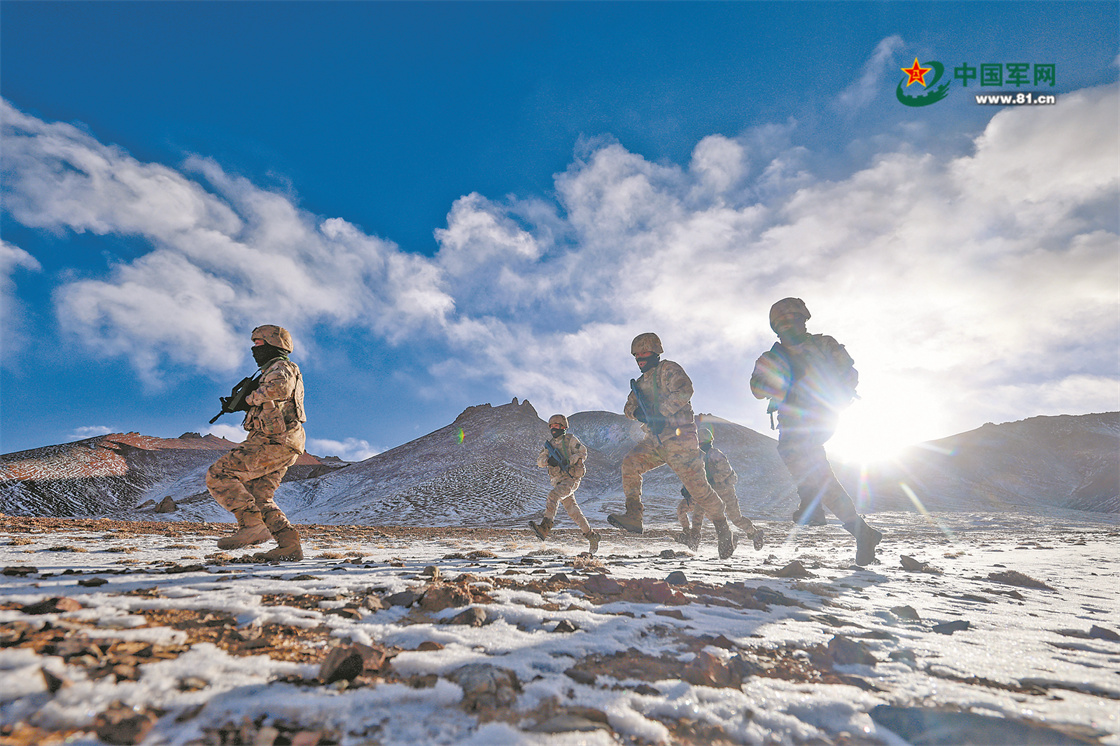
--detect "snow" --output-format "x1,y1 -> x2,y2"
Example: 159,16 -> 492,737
1,510 -> 1118,745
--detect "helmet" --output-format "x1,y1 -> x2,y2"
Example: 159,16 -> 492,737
251,325 -> 294,353
631,332 -> 664,356
548,414 -> 569,428
769,298 -> 810,333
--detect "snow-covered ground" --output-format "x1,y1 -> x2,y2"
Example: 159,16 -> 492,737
1,510 -> 1118,745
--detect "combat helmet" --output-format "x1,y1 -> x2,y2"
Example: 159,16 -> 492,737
631,332 -> 664,356
769,298 -> 810,333
251,325 -> 294,353
548,414 -> 569,429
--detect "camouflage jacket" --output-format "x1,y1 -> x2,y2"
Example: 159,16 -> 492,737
243,357 -> 306,451
703,446 -> 737,491
537,432 -> 588,480
624,360 -> 698,437
751,334 -> 856,423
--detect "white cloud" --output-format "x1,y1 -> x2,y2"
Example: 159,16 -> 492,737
3,85 -> 1117,447
0,240 -> 41,362
1,99 -> 454,384
68,425 -> 113,441
204,423 -> 246,443
835,35 -> 906,111
306,437 -> 380,462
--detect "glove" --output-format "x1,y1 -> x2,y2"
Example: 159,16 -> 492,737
547,457 -> 560,467
680,486 -> 692,504
647,415 -> 666,434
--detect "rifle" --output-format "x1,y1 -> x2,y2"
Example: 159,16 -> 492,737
630,378 -> 663,444
209,371 -> 262,424
544,439 -> 574,478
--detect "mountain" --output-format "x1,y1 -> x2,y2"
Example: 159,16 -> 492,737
2,406 -> 1116,526
0,432 -> 336,519
840,412 -> 1119,514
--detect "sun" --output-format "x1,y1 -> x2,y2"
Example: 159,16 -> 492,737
824,377 -> 945,465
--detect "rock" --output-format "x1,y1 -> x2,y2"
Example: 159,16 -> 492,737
932,619 -> 970,635
78,577 -> 108,587
448,663 -> 520,711
987,570 -> 1056,591
655,609 -> 687,620
640,579 -> 687,605
564,668 -> 597,685
416,641 -> 444,651
40,667 -> 69,693
552,620 -> 578,633
155,496 -> 177,513
775,560 -> 813,578
683,650 -> 736,688
870,704 -> 1093,745
827,635 -> 878,667
22,597 -> 82,615
548,572 -> 570,584
420,565 -> 441,580
448,607 -> 487,627
318,643 -> 390,683
891,605 -> 921,621
530,715 -> 607,733
361,594 -> 386,611
1089,624 -> 1120,642
659,549 -> 678,559
665,570 -> 688,585
385,589 -> 422,607
419,584 -> 473,612
94,702 -> 161,745
3,566 -> 37,576
584,574 -> 623,595
888,649 -> 917,665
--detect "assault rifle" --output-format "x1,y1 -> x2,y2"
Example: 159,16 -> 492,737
544,439 -> 574,478
630,378 -> 663,444
209,371 -> 262,424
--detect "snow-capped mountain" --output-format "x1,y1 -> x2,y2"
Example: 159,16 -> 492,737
0,432 -> 336,520
2,405 -> 1116,525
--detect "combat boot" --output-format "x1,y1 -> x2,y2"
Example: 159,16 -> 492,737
253,528 -> 303,562
217,513 -> 271,550
844,517 -> 883,566
712,517 -> 736,560
584,530 -> 601,554
792,499 -> 827,526
607,499 -> 643,534
529,516 -> 553,541
748,526 -> 766,551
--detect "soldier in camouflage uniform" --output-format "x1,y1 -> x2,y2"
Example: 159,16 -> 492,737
677,425 -> 765,552
207,325 -> 306,561
609,333 -> 736,559
750,298 -> 882,565
529,414 -> 602,554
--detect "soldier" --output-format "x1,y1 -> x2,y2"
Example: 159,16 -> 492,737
609,333 -> 736,559
750,298 -> 882,565
677,425 -> 765,552
206,325 -> 306,561
530,414 -> 602,554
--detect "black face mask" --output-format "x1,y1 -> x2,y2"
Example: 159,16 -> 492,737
252,344 -> 285,367
636,353 -> 661,372
550,428 -> 565,439
699,441 -> 712,452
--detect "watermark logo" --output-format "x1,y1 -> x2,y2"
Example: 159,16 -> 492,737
897,58 -> 951,107
895,57 -> 1057,107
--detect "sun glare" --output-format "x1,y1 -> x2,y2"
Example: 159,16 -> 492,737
824,378 -> 945,464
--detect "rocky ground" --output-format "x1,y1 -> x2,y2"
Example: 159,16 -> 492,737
0,511 -> 1118,745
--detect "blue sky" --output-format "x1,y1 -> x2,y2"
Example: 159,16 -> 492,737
2,1 -> 1118,463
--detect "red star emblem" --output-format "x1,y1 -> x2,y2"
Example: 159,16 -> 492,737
901,58 -> 932,87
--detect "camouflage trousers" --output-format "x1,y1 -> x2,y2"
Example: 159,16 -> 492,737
677,486 -> 757,533
206,433 -> 301,536
544,476 -> 591,534
777,427 -> 859,525
622,433 -> 726,520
